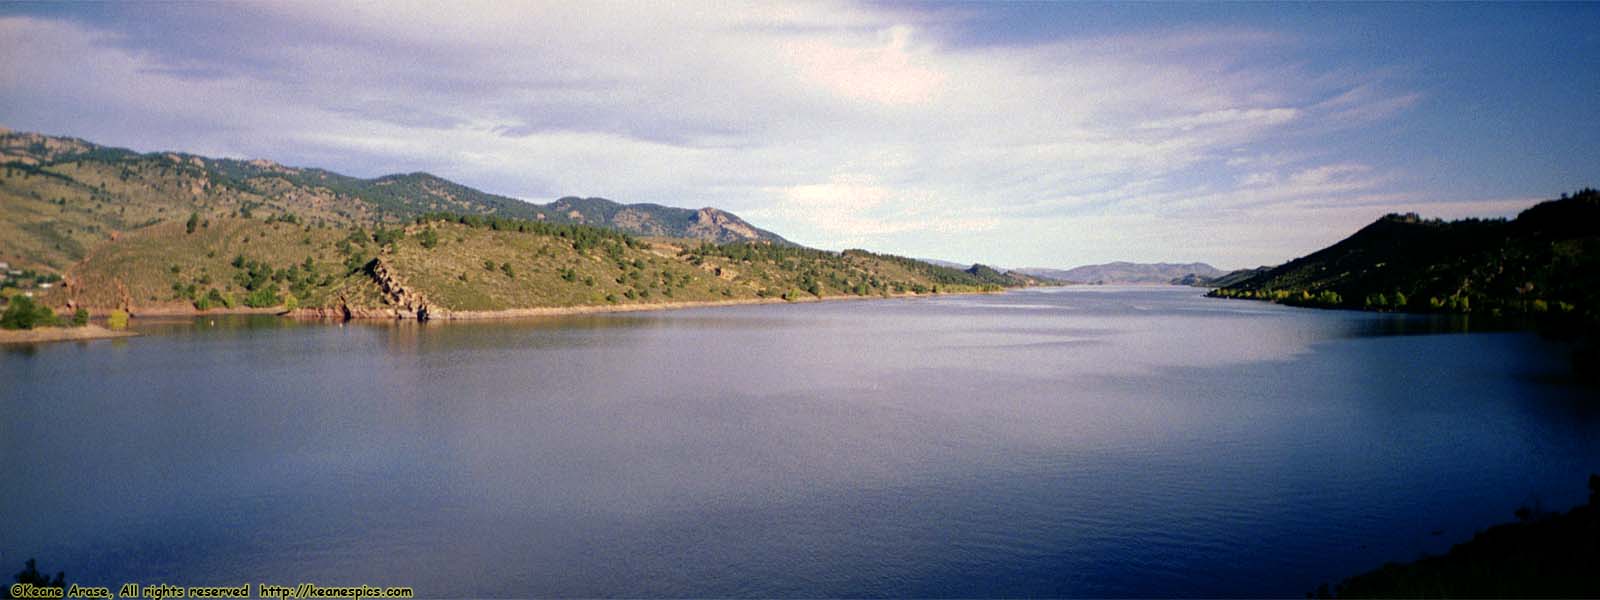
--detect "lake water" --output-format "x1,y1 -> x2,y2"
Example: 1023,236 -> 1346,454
3,286 -> 1597,597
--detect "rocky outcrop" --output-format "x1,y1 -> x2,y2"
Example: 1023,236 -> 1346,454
687,207 -> 762,242
289,261 -> 438,321
370,258 -> 437,320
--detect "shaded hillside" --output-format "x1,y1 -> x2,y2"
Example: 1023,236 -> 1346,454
1210,189 -> 1600,320
1318,475 -> 1600,599
0,129 -> 785,273
1172,267 -> 1271,287
965,263 -> 1052,287
1016,262 -> 1222,284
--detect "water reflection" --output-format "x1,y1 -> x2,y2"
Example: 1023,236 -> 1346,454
3,287 -> 1597,597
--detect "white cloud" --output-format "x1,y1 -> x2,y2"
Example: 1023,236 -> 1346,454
0,3 -> 1435,266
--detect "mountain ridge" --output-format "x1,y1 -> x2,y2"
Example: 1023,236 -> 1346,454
0,128 -> 787,274
0,129 -> 1042,321
1015,261 -> 1224,285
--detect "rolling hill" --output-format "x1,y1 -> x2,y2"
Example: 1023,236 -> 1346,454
0,128 -> 786,274
1210,189 -> 1600,320
0,129 -> 1029,319
1171,267 -> 1271,287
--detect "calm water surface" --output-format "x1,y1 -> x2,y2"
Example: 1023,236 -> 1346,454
3,287 -> 1597,597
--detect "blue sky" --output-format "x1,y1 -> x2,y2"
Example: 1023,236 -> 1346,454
2,1 -> 1596,269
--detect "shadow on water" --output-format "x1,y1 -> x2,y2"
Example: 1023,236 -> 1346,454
1,343 -> 38,358
1341,313 -> 1517,338
7,287 -> 1597,597
1335,312 -> 1600,387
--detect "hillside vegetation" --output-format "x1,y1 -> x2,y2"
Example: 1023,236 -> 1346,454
0,129 -> 786,276
380,214 -> 1012,314
37,212 -> 1009,317
1210,189 -> 1600,321
0,127 -> 1032,317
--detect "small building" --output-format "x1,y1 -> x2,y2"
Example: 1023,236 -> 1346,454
38,282 -> 54,289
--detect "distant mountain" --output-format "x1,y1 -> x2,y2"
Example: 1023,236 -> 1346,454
1171,267 -> 1270,287
545,196 -> 791,245
916,258 -> 971,270
0,129 -> 786,271
1016,262 -> 1223,285
1211,189 -> 1600,319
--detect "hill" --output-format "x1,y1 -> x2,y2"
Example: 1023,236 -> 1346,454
1015,262 -> 1223,285
0,129 -> 787,275
0,129 -> 1029,319
1209,189 -> 1600,320
1171,267 -> 1271,287
964,263 -> 1053,287
30,212 -> 1013,318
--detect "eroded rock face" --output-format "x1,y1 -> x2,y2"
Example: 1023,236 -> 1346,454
688,208 -> 761,242
370,258 -> 437,320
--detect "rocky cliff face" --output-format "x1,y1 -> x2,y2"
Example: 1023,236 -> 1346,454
688,208 -> 762,243
370,258 -> 436,320
293,258 -> 437,320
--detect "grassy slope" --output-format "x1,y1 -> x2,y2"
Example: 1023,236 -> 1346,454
384,221 -> 1000,312
0,130 -> 790,277
51,217 -> 1005,313
3,130 -> 1021,314
0,152 -> 365,272
56,218 -> 381,310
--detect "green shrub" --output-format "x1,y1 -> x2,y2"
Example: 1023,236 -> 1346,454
72,307 -> 89,327
1,296 -> 57,330
244,287 -> 281,308
107,310 -> 129,331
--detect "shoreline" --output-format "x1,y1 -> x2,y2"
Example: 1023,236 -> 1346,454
293,289 -> 1002,321
0,324 -> 139,345
43,288 -> 1011,327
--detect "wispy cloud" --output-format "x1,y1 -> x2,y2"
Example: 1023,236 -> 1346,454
0,2 -> 1477,267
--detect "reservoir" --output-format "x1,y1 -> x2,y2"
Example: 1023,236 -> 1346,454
3,286 -> 1596,596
